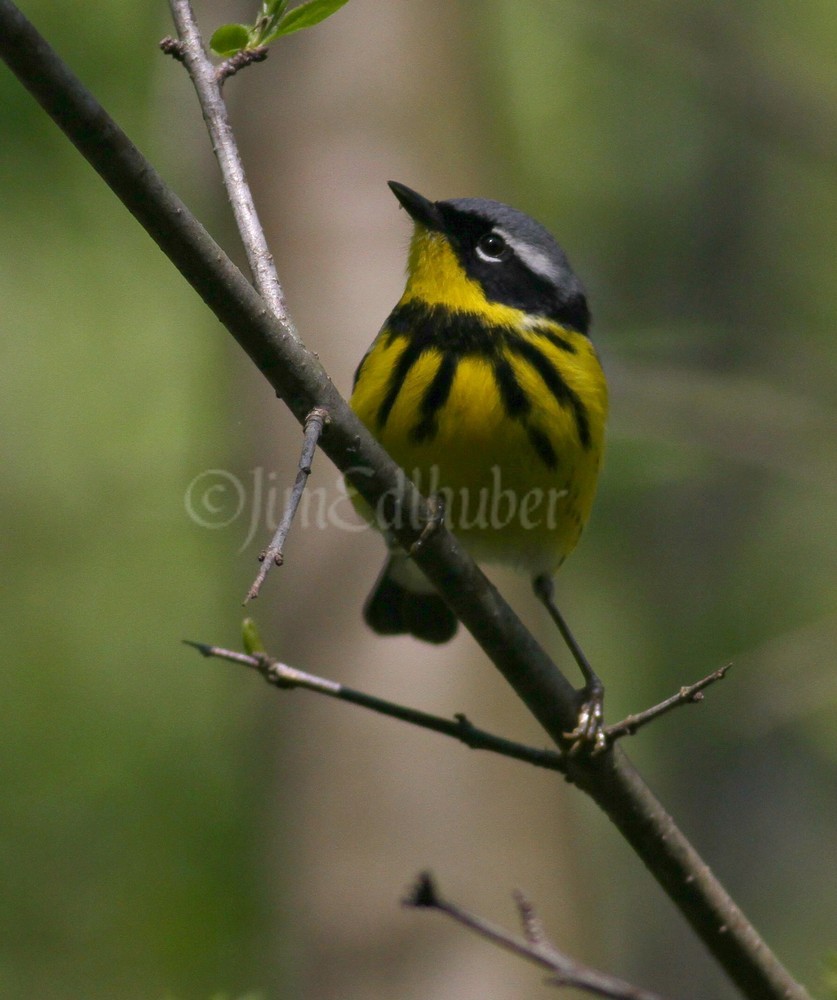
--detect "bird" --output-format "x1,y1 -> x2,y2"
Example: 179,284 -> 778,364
350,181 -> 608,672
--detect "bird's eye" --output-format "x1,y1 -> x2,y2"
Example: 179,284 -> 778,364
476,231 -> 509,262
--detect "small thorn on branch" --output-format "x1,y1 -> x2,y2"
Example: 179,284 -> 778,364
245,406 -> 330,603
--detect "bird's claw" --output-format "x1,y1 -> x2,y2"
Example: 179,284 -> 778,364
564,691 -> 608,756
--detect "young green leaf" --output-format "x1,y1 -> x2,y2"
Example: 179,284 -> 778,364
209,23 -> 252,57
263,0 -> 289,18
267,0 -> 350,41
250,0 -> 288,45
241,617 -> 266,656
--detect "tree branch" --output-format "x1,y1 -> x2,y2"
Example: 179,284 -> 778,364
0,5 -> 810,998
245,405 -> 329,601
405,873 -> 668,1000
187,639 -> 730,771
184,640 -> 567,772
165,0 -> 295,331
602,665 -> 731,741
215,45 -> 269,87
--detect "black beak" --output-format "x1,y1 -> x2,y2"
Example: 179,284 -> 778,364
388,181 -> 445,232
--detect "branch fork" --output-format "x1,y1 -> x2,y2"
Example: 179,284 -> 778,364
405,873 -> 668,1000
186,637 -> 731,773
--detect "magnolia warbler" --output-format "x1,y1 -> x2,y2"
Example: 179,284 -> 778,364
350,182 -> 608,673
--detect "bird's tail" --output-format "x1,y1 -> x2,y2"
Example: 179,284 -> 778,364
363,554 -> 457,644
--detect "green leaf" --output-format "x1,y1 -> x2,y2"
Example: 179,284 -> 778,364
209,23 -> 252,57
267,0 -> 350,40
241,617 -> 266,656
250,0 -> 288,45
262,0 -> 288,17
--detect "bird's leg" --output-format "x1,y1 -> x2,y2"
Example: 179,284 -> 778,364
533,573 -> 606,754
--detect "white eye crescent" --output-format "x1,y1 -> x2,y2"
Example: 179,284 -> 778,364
476,225 -> 563,283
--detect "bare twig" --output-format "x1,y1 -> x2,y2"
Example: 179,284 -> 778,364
603,665 -> 731,742
189,637 -> 731,769
405,874 -> 668,1000
166,0 -> 297,334
167,3 -> 325,590
245,406 -> 330,602
183,640 -> 567,773
216,45 -> 269,87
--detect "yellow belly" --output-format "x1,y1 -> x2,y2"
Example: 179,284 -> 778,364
350,320 -> 607,576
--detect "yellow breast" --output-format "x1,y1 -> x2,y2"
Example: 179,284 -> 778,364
350,293 -> 607,575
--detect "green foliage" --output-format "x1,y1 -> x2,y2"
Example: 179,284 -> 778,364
208,24 -> 252,58
241,618 -> 266,655
270,0 -> 351,37
210,0 -> 350,57
823,951 -> 837,998
163,993 -> 264,1000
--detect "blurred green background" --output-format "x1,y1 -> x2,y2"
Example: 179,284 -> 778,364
2,1 -> 835,998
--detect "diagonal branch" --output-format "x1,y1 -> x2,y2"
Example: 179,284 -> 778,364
0,6 -> 810,998
184,640 -> 567,772
405,873 -> 668,1000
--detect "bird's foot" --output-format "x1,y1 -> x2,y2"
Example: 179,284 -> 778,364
564,683 -> 608,756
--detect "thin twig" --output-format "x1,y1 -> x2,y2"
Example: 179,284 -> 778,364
168,3 -> 322,591
166,0 -> 297,334
245,406 -> 330,602
216,45 -> 269,87
603,665 -> 731,741
183,640 -> 567,773
187,638 -> 730,770
405,874 -> 668,1000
